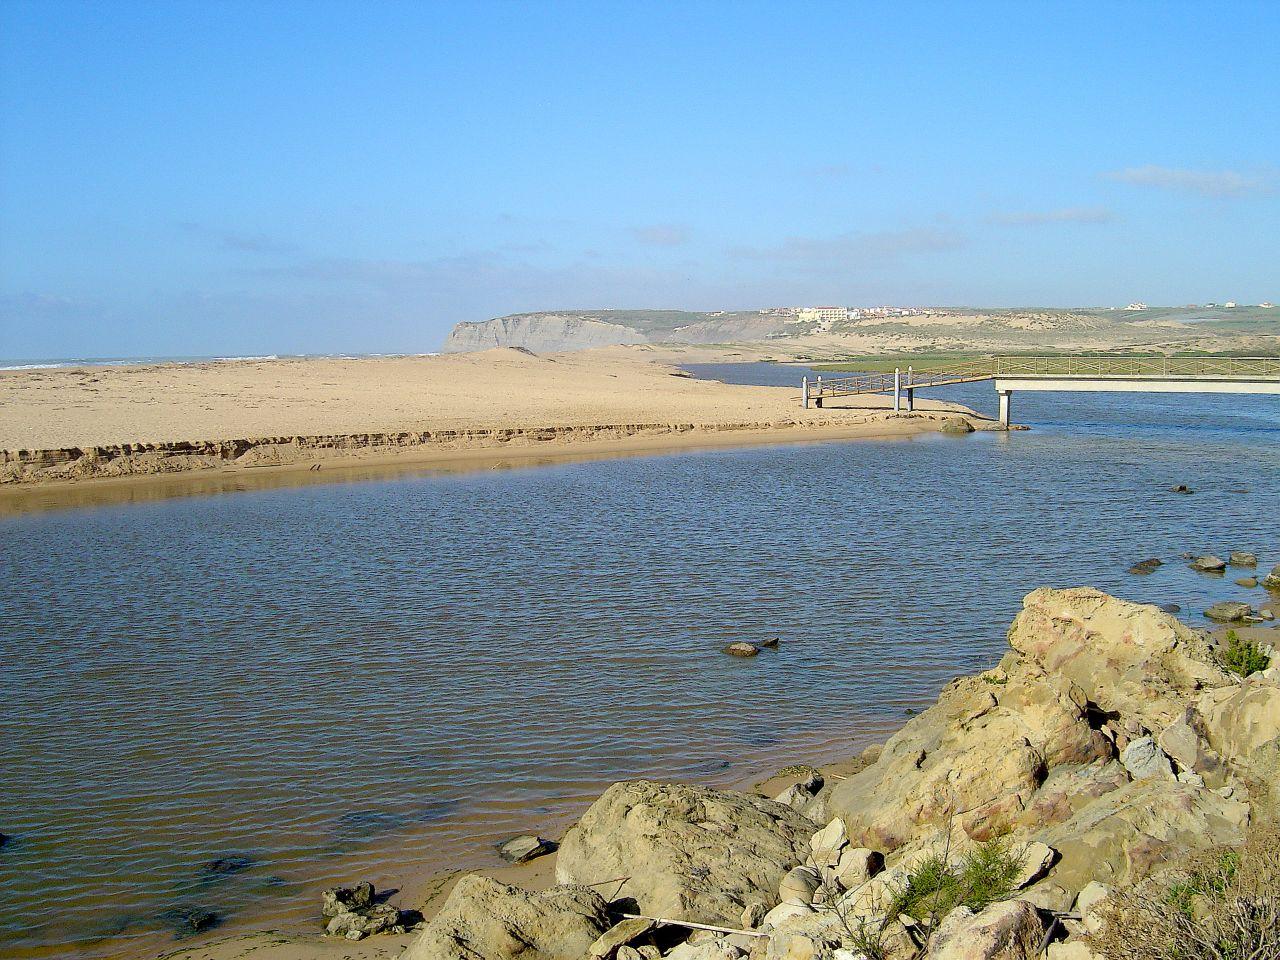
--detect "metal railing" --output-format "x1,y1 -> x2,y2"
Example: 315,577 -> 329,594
800,354 -> 1280,406
990,355 -> 1280,378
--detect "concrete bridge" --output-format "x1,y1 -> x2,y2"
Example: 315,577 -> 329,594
802,356 -> 1280,426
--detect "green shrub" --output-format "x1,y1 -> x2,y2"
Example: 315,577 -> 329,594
890,839 -> 1022,925
1221,630 -> 1271,677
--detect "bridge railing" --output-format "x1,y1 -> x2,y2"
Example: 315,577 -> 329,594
991,356 -> 1280,378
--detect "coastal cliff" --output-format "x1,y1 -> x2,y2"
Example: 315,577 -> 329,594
392,587 -> 1279,960
441,311 -> 790,352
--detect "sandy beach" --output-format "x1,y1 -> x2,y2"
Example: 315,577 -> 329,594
0,349 -> 990,503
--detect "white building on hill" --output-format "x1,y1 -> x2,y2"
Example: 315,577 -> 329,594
795,306 -> 849,325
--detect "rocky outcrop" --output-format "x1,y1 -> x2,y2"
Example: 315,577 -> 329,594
402,876 -> 611,960
827,654 -> 1111,850
1024,778 -> 1248,910
555,780 -> 815,925
406,588 -> 1280,960
1005,587 -> 1230,732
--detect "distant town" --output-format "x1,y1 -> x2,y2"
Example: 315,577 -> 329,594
700,302 -> 1279,334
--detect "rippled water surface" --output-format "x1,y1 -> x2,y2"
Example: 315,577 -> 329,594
2,364 -> 1279,958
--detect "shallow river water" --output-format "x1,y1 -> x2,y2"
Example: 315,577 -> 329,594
1,363 -> 1278,958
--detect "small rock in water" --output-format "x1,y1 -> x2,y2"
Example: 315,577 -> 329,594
1127,558 -> 1162,575
1169,484 -> 1194,494
1205,601 -> 1253,623
159,906 -> 221,937
1263,564 -> 1280,589
759,637 -> 780,649
721,642 -> 759,658
940,417 -> 975,434
496,834 -> 557,864
1236,577 -> 1259,588
1189,555 -> 1227,573
1229,551 -> 1258,567
1159,603 -> 1181,614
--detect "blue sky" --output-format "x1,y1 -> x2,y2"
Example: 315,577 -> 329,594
1,0 -> 1277,358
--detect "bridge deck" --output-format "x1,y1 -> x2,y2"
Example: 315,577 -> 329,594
805,355 -> 1280,406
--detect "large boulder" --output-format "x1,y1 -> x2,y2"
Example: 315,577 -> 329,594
828,659 -> 1110,851
554,780 -> 815,925
402,875 -> 610,960
1262,564 -> 1280,589
1007,588 -> 1231,732
1023,778 -> 1249,910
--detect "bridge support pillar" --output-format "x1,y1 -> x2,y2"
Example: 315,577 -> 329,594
906,388 -> 914,412
802,376 -> 809,409
997,389 -> 1012,427
893,369 -> 901,412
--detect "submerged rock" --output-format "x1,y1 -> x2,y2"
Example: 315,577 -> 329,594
159,906 -> 221,937
1229,551 -> 1258,567
555,779 -> 815,925
403,875 -> 610,960
1169,484 -> 1194,494
497,835 -> 558,864
199,854 -> 257,878
1127,558 -> 1162,575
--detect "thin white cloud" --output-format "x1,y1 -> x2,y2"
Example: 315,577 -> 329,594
730,228 -> 964,266
178,222 -> 300,254
988,207 -> 1114,226
1102,165 -> 1274,198
629,224 -> 690,246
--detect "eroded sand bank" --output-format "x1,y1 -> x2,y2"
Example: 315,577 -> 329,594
0,349 -> 994,503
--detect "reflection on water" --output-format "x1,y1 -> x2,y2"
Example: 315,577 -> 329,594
1,364 -> 1278,959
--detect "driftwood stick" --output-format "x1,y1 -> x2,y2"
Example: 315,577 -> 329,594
620,913 -> 769,938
